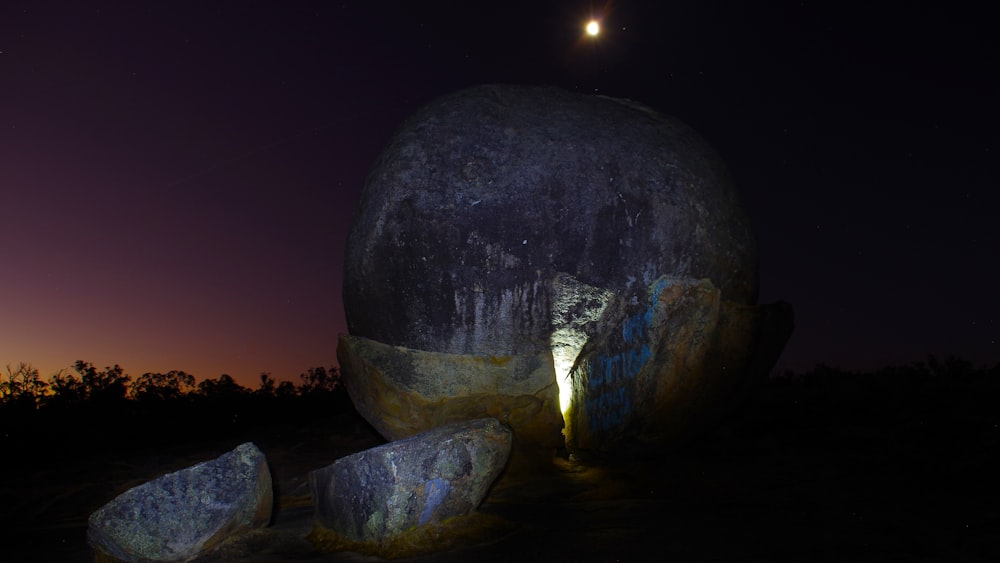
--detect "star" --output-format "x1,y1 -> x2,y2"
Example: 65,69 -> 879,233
586,20 -> 600,37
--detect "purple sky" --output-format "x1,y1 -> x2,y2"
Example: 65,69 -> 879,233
2,1 -> 997,387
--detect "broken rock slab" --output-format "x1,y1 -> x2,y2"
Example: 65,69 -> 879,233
337,332 -> 564,468
310,418 -> 512,543
88,442 -> 273,562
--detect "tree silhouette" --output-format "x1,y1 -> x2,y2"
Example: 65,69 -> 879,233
72,360 -> 131,403
298,366 -> 341,396
196,373 -> 249,399
0,362 -> 49,407
132,370 -> 196,401
256,372 -> 277,397
297,365 -> 351,413
275,380 -> 297,399
47,369 -> 86,406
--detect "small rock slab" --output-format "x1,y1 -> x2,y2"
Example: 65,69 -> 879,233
88,442 -> 273,562
310,418 -> 512,542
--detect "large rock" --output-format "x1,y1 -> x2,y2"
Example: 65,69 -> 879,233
88,442 -> 273,562
341,84 -> 791,459
338,333 -> 565,461
310,418 -> 512,543
564,277 -> 792,455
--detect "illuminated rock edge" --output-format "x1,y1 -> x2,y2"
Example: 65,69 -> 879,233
337,333 -> 564,465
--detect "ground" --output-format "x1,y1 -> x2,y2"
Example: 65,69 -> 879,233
3,374 -> 998,562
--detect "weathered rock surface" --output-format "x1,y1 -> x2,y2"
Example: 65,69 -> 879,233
564,277 -> 792,456
309,418 -> 512,543
338,333 -> 564,462
88,442 -> 273,562
345,84 -> 758,354
341,84 -> 792,458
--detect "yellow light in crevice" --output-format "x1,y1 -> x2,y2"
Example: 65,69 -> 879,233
549,274 -> 612,424
551,331 -> 582,417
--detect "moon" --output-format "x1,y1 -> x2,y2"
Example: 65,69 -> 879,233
586,20 -> 600,37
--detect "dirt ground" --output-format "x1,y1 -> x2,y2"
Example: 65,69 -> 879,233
3,384 -> 998,562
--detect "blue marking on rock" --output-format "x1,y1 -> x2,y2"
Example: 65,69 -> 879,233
586,278 -> 667,432
418,478 -> 451,526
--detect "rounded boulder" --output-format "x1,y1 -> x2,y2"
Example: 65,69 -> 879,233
341,84 -> 790,460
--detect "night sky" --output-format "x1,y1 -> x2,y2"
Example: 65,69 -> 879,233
2,1 -> 996,387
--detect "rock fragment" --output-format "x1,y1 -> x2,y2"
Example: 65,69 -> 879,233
88,442 -> 273,562
310,418 -> 512,543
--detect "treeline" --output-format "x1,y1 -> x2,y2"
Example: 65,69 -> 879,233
2,355 -> 996,458
0,361 -> 357,456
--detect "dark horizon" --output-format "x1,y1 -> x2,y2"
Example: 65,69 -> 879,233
2,1 -> 996,386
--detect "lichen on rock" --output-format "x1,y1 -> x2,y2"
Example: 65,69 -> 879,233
87,442 -> 273,562
309,418 -> 512,544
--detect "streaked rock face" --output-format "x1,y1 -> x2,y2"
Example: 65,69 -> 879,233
565,277 -> 792,456
309,418 -> 512,542
87,442 -> 272,562
341,84 -> 791,460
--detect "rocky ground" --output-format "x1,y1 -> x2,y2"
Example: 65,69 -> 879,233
3,373 -> 998,562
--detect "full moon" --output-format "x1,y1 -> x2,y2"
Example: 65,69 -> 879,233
586,20 -> 600,37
